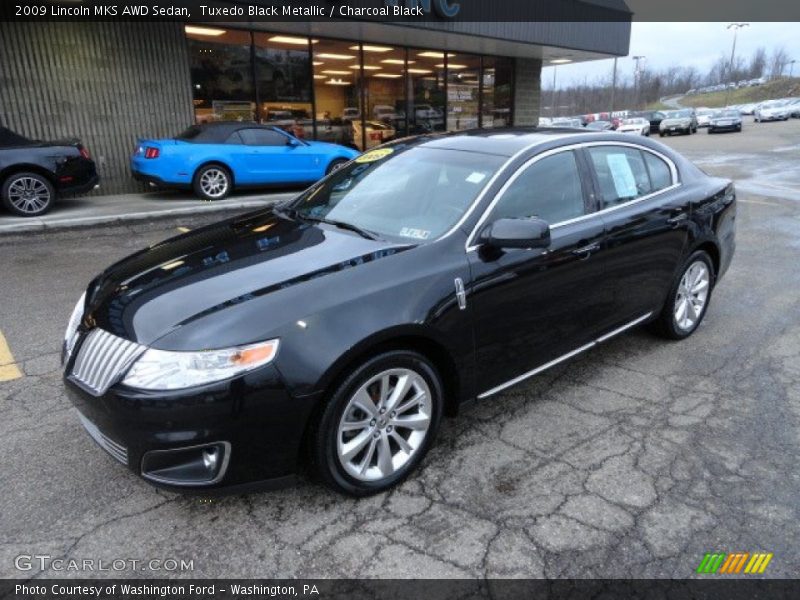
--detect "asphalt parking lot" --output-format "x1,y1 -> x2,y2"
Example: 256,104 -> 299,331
1,118 -> 799,579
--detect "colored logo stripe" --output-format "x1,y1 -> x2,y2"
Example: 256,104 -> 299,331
697,552 -> 773,574
744,553 -> 773,574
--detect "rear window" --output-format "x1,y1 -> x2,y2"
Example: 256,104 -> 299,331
175,126 -> 204,140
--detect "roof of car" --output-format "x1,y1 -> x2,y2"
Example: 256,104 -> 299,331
178,121 -> 281,142
412,127 -> 599,157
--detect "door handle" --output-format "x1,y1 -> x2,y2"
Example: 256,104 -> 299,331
572,243 -> 600,259
667,213 -> 688,228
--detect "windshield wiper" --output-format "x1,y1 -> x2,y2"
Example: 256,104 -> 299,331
301,215 -> 380,241
275,206 -> 380,241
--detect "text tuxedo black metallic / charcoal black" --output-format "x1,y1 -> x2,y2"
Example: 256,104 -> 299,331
62,128 -> 736,496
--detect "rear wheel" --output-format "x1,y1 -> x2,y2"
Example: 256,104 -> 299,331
193,164 -> 231,201
2,172 -> 55,217
651,250 -> 714,340
309,350 -> 443,496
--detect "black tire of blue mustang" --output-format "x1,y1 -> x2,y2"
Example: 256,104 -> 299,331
309,350 -> 444,496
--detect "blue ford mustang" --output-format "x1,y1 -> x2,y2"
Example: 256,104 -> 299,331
131,122 -> 360,200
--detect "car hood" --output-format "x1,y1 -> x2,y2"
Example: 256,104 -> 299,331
84,210 -> 408,348
661,117 -> 691,126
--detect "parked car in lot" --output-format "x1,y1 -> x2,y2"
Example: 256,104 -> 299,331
131,122 -> 358,200
586,120 -> 614,131
616,117 -> 651,136
695,108 -> 714,128
635,111 -> 667,134
754,100 -> 791,122
708,109 -> 743,134
0,127 -> 98,217
659,109 -> 698,136
738,103 -> 757,115
550,118 -> 583,128
64,128 -> 736,495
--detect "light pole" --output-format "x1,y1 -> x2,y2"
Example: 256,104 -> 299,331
610,57 -> 618,113
548,58 -> 572,118
633,55 -> 646,110
725,23 -> 748,105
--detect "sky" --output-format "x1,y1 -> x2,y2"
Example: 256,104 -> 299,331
542,22 -> 800,89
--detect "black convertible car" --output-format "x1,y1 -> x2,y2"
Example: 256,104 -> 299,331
0,127 -> 98,216
62,128 -> 736,496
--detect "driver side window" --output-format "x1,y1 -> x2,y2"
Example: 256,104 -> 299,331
489,150 -> 587,225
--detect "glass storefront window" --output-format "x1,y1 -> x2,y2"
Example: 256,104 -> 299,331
186,27 -> 255,123
253,33 -> 313,139
482,57 -> 514,128
408,49 -> 446,135
363,45 -> 407,148
184,27 -> 515,140
312,39 -> 362,149
447,53 -> 481,131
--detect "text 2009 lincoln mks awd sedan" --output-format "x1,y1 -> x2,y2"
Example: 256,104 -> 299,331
63,128 -> 736,496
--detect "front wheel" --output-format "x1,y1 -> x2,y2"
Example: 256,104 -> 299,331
651,250 -> 715,340
309,350 -> 443,496
325,158 -> 349,175
193,164 -> 231,201
2,172 -> 55,217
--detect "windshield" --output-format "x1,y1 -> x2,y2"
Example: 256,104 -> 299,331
667,110 -> 692,118
622,118 -> 645,125
717,110 -> 740,117
288,145 -> 505,243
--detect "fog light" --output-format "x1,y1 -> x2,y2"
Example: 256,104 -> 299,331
141,442 -> 230,487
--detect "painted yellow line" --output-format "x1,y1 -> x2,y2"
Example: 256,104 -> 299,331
0,330 -> 23,382
177,226 -> 191,233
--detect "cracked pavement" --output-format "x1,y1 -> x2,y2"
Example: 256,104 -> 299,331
1,120 -> 799,579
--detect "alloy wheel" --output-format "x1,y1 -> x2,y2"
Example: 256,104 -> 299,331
199,168 -> 229,199
336,368 -> 432,482
674,260 -> 710,331
7,176 -> 51,214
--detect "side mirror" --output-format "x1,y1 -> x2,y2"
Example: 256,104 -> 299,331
480,217 -> 551,249
286,137 -> 300,147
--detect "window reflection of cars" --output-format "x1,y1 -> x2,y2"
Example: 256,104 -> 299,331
342,108 -> 361,122
352,120 -> 396,151
313,118 -> 356,148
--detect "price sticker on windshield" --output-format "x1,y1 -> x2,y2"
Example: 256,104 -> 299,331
355,148 -> 394,163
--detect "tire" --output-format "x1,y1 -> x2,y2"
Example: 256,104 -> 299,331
308,350 -> 444,496
1,172 -> 55,217
325,158 -> 349,175
192,164 -> 231,201
650,250 -> 715,340
659,132 -> 665,137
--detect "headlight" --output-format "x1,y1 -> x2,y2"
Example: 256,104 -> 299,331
121,339 -> 280,391
63,291 -> 86,361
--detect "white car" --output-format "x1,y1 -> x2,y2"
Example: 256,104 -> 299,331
695,108 -> 714,128
754,101 -> 790,122
616,117 -> 650,136
352,120 -> 395,151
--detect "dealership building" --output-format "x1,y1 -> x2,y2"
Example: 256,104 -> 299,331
0,12 -> 630,194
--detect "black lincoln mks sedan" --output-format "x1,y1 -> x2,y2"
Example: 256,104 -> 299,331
62,128 -> 736,496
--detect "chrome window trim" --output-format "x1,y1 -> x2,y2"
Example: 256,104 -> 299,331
477,312 -> 653,399
464,140 -> 681,252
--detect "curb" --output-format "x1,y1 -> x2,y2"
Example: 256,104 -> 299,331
0,194 -> 294,236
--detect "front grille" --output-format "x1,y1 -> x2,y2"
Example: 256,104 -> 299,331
71,328 -> 145,396
78,412 -> 128,465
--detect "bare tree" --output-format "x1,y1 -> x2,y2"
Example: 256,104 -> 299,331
748,47 -> 767,79
769,46 -> 790,79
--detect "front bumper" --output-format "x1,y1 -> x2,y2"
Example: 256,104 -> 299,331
709,122 -> 741,131
63,363 -> 319,493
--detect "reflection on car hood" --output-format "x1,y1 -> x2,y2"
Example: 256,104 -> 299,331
661,117 -> 691,125
85,210 -> 408,347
